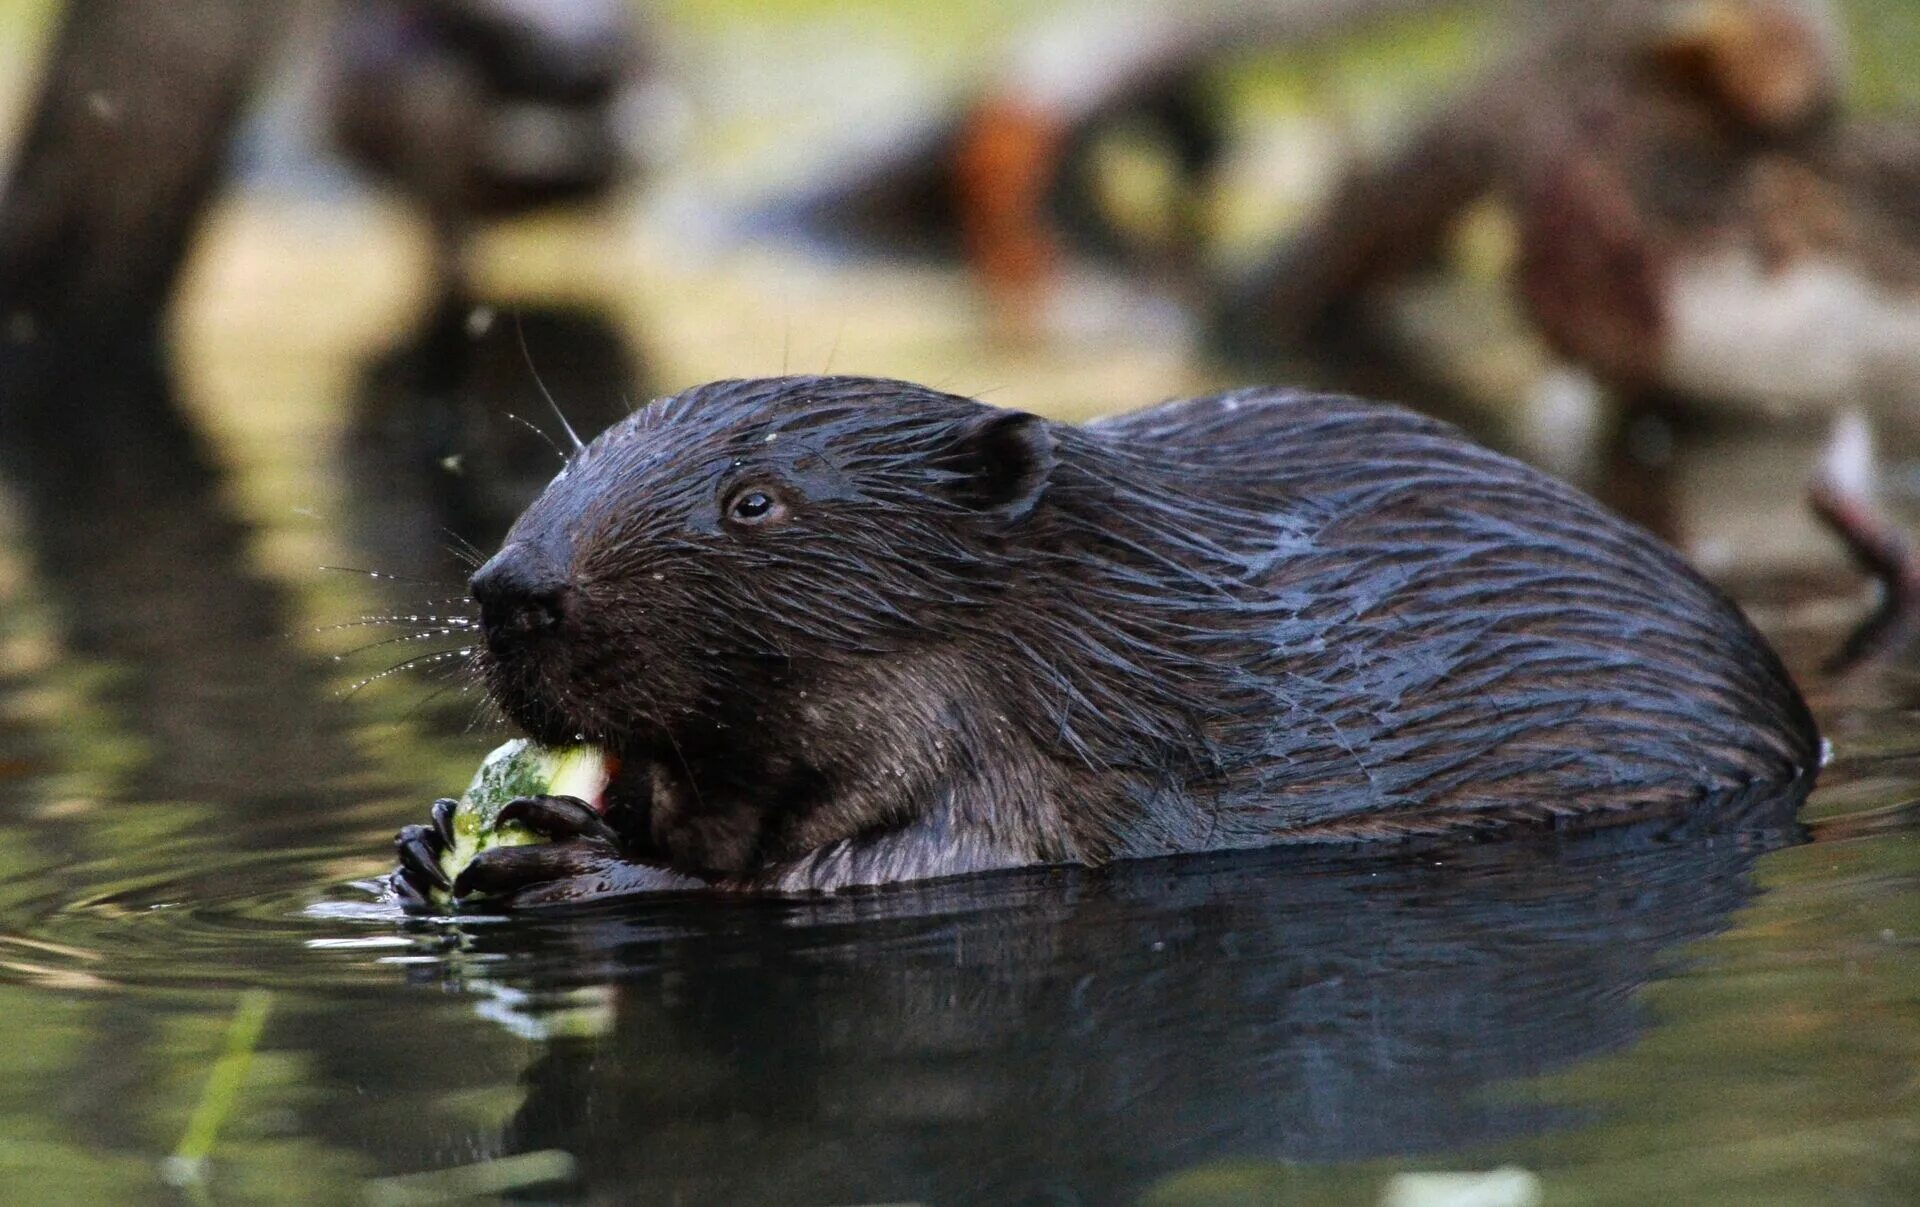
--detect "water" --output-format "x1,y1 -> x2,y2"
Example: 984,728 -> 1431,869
0,235 -> 1915,1206
3,3 -> 1919,1201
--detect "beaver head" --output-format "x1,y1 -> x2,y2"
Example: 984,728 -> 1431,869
467,376 -> 1080,873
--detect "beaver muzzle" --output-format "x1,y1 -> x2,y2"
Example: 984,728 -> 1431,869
471,540 -> 574,655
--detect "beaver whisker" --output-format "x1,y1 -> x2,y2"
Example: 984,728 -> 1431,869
451,652 -> 517,736
337,645 -> 480,699
331,627 -> 479,662
501,411 -> 571,465
314,615 -> 478,638
317,564 -> 466,588
510,310 -> 587,456
320,607 -> 477,626
404,678 -> 481,722
440,529 -> 489,569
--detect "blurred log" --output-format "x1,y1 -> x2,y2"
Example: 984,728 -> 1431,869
1216,2 -> 1645,350
1220,0 -> 1889,386
1808,413 -> 1920,671
762,0 -> 1480,267
0,1 -> 291,350
325,0 -> 645,303
1834,119 -> 1920,235
1214,88 -> 1509,353
1213,0 -> 1887,544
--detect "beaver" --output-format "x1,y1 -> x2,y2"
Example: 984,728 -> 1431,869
390,375 -> 1818,907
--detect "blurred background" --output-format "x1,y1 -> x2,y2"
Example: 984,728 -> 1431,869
2,0 -> 1917,566
0,1 -> 1917,1203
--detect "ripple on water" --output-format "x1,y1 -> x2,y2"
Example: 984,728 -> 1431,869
0,842 -> 521,995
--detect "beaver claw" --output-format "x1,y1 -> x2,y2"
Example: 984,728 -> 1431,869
448,794 -> 629,905
390,797 -> 459,906
497,795 -> 622,846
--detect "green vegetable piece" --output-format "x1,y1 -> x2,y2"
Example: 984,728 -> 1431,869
433,739 -> 611,904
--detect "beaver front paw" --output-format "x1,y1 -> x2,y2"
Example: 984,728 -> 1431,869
391,793 -> 708,908
390,797 -> 460,908
388,793 -> 619,908
446,794 -> 626,899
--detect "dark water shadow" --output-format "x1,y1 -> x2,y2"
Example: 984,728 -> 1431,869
343,296 -> 646,567
0,342 -> 401,1162
0,342 -> 361,829
378,787 -> 1807,1205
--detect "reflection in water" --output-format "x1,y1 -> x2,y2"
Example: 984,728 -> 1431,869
0,345 -> 1813,1196
0,346 -> 358,829
346,297 -> 643,560
374,792 -> 1806,1205
2,3 -> 1916,1200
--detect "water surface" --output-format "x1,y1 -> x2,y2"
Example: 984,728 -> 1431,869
1,290 -> 1916,1206
2,2 -> 1918,1200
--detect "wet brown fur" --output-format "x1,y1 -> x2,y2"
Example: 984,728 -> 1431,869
461,375 -> 1818,895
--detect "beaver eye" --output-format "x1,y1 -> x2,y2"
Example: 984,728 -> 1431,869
725,488 -> 785,526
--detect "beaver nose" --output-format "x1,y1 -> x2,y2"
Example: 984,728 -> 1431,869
471,544 -> 573,647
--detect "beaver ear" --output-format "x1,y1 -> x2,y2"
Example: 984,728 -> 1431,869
937,410 -> 1057,523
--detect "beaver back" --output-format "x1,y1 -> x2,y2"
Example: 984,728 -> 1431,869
1067,388 -> 1816,848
